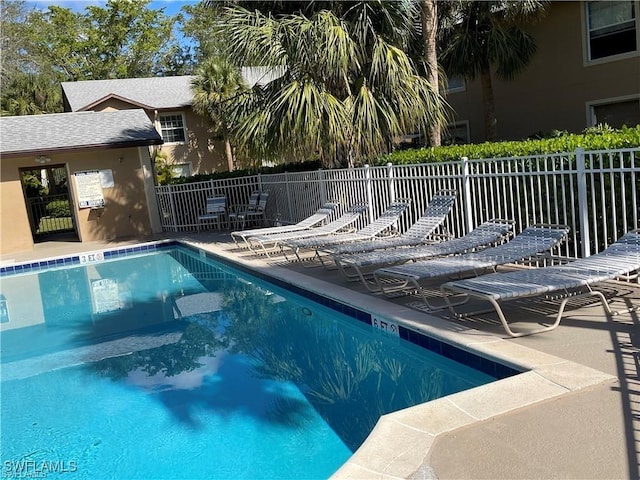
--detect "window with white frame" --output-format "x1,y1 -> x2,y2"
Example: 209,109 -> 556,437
170,163 -> 192,178
586,1 -> 637,61
589,97 -> 640,128
158,113 -> 187,143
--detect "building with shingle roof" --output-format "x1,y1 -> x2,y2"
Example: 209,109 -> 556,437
0,109 -> 164,255
61,75 -> 232,178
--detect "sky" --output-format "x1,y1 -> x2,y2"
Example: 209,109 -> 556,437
25,0 -> 201,47
26,0 -> 200,17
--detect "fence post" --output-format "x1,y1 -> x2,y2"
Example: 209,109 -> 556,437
168,185 -> 178,233
285,171 -> 292,223
461,157 -> 473,233
386,163 -> 396,202
576,148 -> 590,258
365,164 -> 374,222
318,168 -> 327,205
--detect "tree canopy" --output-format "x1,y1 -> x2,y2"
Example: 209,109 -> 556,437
0,0 -> 191,115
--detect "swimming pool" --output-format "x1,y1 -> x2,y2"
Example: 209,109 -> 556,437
0,244 -> 515,479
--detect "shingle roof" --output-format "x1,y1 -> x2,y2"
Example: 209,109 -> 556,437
0,110 -> 163,157
61,70 -> 286,112
62,76 -> 196,111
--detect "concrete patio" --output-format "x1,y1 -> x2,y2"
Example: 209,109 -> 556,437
2,232 -> 638,479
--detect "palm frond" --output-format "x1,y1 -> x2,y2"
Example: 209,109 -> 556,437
488,26 -> 537,79
217,7 -> 287,67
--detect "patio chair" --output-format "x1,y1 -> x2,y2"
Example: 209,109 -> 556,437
245,203 -> 369,257
230,202 -> 340,248
228,191 -> 269,229
333,219 -> 515,291
281,199 -> 412,262
439,228 -> 640,337
197,196 -> 227,231
319,190 -> 457,258
373,223 -> 570,309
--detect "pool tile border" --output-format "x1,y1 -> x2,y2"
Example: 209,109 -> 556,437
0,240 -> 178,277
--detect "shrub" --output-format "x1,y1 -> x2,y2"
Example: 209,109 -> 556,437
373,125 -> 640,166
163,125 -> 640,184
45,200 -> 71,218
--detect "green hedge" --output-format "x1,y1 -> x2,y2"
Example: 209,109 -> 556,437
45,200 -> 71,218
373,125 -> 640,165
164,125 -> 639,185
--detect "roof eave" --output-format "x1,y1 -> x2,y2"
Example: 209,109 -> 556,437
76,93 -> 156,112
0,138 -> 164,160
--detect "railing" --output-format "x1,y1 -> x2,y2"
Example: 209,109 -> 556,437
155,147 -> 640,259
27,194 -> 75,238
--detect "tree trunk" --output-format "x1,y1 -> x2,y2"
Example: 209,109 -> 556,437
422,0 -> 441,147
224,137 -> 234,172
480,68 -> 497,141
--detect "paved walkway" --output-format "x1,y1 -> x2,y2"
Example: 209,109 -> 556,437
2,233 -> 638,479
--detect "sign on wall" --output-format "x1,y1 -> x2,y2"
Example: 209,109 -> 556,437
73,170 -> 105,208
99,169 -> 114,188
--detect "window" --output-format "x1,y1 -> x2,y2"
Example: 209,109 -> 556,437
159,113 -> 186,143
171,163 -> 192,178
589,97 -> 640,128
443,122 -> 470,145
586,1 -> 637,61
446,76 -> 465,93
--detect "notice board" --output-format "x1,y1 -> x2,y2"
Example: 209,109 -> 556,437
74,170 -> 105,208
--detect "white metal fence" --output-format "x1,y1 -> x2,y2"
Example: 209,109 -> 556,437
155,147 -> 639,259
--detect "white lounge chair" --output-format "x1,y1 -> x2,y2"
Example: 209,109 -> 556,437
333,219 -> 515,291
281,199 -> 412,261
440,228 -> 640,337
373,224 -> 571,309
245,203 -> 368,257
230,202 -> 339,248
319,190 -> 457,257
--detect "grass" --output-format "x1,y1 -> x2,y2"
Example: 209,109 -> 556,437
37,216 -> 73,234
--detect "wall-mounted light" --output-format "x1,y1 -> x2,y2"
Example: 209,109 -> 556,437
35,156 -> 51,165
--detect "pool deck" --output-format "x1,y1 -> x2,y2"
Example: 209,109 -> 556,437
2,233 -> 638,480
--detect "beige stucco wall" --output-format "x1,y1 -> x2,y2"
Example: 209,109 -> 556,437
0,146 -> 157,256
89,99 -> 230,175
0,163 -> 34,254
153,108 -> 229,175
445,1 -> 640,143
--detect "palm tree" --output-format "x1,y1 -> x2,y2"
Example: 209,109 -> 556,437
421,0 -> 441,146
216,4 -> 445,167
439,0 -> 548,141
191,56 -> 248,171
0,73 -> 62,116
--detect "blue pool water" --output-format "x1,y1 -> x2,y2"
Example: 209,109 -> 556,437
1,246 -> 499,479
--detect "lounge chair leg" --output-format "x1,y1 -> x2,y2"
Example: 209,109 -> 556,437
442,288 -> 615,338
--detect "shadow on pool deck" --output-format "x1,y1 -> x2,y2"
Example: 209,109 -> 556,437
2,231 -> 639,480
